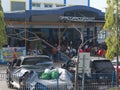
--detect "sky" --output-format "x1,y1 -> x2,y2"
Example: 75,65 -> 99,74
90,0 -> 107,12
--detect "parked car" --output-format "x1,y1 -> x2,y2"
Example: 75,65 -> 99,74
6,55 -> 73,90
6,55 -> 54,89
61,56 -> 115,83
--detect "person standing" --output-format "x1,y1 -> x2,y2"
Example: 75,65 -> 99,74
12,48 -> 18,66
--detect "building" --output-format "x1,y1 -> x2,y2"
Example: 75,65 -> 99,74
1,0 -> 90,12
5,5 -> 105,51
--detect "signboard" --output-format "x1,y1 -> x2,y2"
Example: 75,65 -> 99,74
78,53 -> 91,73
60,16 -> 95,22
1,47 -> 26,61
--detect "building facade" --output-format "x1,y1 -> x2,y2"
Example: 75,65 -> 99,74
1,0 -> 90,12
5,5 -> 105,50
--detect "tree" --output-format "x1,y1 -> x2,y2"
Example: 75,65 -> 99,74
104,0 -> 120,59
0,0 -> 7,49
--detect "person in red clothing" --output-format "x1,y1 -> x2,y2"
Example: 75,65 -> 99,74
12,48 -> 18,66
97,48 -> 104,57
79,48 -> 84,53
13,48 -> 18,59
86,47 -> 91,52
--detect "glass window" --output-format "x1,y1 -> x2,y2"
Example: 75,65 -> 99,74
98,31 -> 106,39
32,3 -> 36,7
91,60 -> 114,73
22,57 -> 52,65
32,3 -> 40,7
11,1 -> 25,11
44,4 -> 52,8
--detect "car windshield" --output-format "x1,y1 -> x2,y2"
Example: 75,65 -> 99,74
92,60 -> 114,73
22,57 -> 52,65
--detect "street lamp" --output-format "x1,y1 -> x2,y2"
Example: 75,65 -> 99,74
116,0 -> 119,86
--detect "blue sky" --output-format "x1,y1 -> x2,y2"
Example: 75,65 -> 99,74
90,0 -> 107,12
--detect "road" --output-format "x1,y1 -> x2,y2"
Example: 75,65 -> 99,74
0,65 -> 15,90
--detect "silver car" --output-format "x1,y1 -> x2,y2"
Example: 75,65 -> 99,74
6,55 -> 54,89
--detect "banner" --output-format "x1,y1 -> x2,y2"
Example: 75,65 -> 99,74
1,47 -> 26,61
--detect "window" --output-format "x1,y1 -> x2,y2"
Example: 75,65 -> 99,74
91,60 -> 114,73
98,31 -> 106,39
22,57 -> 52,65
32,3 -> 40,7
44,4 -> 52,8
11,1 -> 25,11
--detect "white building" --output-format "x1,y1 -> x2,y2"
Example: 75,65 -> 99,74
1,0 -> 90,12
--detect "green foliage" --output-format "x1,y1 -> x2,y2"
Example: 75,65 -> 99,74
104,0 -> 115,30
0,0 -> 7,49
105,35 -> 116,59
104,0 -> 120,59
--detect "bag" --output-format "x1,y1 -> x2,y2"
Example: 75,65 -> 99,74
41,72 -> 51,80
51,70 -> 59,79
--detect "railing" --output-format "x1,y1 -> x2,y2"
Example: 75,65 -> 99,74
0,64 -> 119,90
1,72 -> 119,90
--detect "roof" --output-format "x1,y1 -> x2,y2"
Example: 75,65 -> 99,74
4,5 -> 104,21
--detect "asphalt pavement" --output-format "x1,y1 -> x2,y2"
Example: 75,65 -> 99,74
0,65 -> 14,90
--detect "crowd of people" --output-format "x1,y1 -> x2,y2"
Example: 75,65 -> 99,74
26,38 -> 107,62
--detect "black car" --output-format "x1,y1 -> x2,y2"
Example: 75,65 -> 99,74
6,55 -> 54,89
61,56 -> 115,83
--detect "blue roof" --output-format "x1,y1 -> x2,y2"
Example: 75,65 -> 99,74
4,5 -> 104,20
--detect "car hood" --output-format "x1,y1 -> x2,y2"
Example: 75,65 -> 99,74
12,63 -> 54,77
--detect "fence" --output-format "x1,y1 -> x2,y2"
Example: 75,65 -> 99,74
0,73 -> 119,90
0,65 -> 119,90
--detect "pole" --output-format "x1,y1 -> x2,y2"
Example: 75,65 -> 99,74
81,55 -> 85,90
74,51 -> 79,90
24,11 -> 27,54
116,0 -> 119,86
29,0 -> 32,10
88,0 -> 90,7
64,0 -> 66,6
